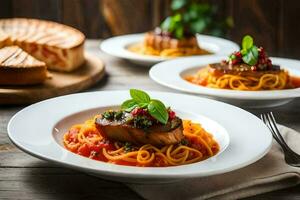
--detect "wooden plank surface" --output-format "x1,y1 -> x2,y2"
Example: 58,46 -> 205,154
100,0 -> 153,35
0,40 -> 299,200
1,0 -> 300,58
62,0 -> 110,38
228,0 -> 281,56
279,1 -> 300,58
12,0 -> 61,21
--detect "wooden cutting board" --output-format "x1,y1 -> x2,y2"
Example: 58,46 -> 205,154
0,53 -> 105,105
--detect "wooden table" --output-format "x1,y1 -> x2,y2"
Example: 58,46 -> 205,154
0,40 -> 299,200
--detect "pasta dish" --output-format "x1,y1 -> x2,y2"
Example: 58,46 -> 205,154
63,89 -> 219,167
185,35 -> 300,91
127,28 -> 210,57
127,23 -> 210,57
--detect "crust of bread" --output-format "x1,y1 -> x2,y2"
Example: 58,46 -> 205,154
0,67 -> 47,85
0,32 -> 10,48
0,18 -> 85,72
0,46 -> 47,85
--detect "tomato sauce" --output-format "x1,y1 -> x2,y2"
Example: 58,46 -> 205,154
290,76 -> 300,88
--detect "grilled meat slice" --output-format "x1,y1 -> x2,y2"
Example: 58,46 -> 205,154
208,63 -> 282,78
144,31 -> 199,51
95,113 -> 184,146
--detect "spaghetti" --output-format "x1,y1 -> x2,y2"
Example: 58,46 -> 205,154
185,35 -> 300,91
185,67 -> 295,91
128,43 -> 210,57
63,116 -> 219,167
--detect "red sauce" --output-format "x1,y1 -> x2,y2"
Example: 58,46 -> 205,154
63,120 -> 220,167
185,75 -> 208,86
290,76 -> 300,88
64,128 -> 115,163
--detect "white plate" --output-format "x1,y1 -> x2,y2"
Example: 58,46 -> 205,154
8,91 -> 271,183
100,33 -> 239,66
150,56 -> 300,108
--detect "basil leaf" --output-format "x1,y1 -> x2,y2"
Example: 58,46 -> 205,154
175,25 -> 184,39
190,19 -> 206,33
171,0 -> 187,10
161,14 -> 184,39
173,13 -> 182,22
161,16 -> 172,31
242,35 -> 253,50
242,46 -> 258,65
187,6 -> 198,19
240,49 -> 247,55
121,99 -> 137,111
130,89 -> 150,103
147,100 -> 169,124
138,102 -> 148,108
163,2 -> 232,38
124,106 -> 138,112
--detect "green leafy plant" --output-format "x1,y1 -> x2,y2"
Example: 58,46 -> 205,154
241,35 -> 258,65
121,89 -> 169,124
161,14 -> 184,39
160,0 -> 233,39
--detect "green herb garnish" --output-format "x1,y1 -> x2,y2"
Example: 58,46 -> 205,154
124,142 -> 133,152
180,138 -> 189,146
114,111 -> 123,120
121,99 -> 138,112
161,14 -> 184,39
130,89 -> 150,104
241,35 -> 259,66
121,89 -> 169,124
102,110 -> 115,120
133,115 -> 153,129
102,110 -> 124,121
147,100 -> 169,125
160,0 -> 233,39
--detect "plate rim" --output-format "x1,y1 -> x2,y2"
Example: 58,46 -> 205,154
100,33 -> 239,64
7,90 -> 272,179
149,55 -> 300,100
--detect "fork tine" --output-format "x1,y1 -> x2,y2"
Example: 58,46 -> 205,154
267,112 -> 291,150
260,114 -> 265,123
260,113 -> 281,144
269,112 -> 288,144
261,112 -> 300,167
267,112 -> 300,159
266,113 -> 288,149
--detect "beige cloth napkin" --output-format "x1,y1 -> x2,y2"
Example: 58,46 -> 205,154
128,125 -> 300,200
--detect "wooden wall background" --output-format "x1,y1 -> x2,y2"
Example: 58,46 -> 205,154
0,0 -> 299,58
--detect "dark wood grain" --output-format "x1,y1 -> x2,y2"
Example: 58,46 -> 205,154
150,0 -> 171,28
100,0 -> 153,35
228,0 -> 281,56
1,0 -> 300,58
0,40 -> 299,200
12,0 -> 61,21
0,0 -> 12,18
0,167 -> 141,200
62,0 -> 110,38
279,1 -> 300,58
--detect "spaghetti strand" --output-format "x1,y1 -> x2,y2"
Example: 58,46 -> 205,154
63,118 -> 219,167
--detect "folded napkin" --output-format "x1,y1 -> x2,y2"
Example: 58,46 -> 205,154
128,125 -> 300,200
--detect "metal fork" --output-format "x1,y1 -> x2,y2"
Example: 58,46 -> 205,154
260,112 -> 300,167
